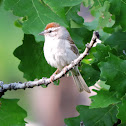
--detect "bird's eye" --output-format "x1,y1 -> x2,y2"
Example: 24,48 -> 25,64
49,30 -> 52,33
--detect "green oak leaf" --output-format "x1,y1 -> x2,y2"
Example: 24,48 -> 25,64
4,0 -> 84,41
97,80 -> 110,90
43,0 -> 83,7
92,0 -> 106,7
83,0 -> 126,31
98,29 -> 111,41
103,27 -> 114,34
83,0 -> 106,9
4,0 -> 67,41
68,27 -> 92,50
84,1 -> 115,31
53,79 -> 60,86
82,47 -> 96,64
70,20 -> 83,28
80,63 -> 100,87
99,53 -> 126,97
104,31 -> 126,56
83,0 -> 94,7
14,34 -> 55,81
0,98 -> 27,126
93,44 -> 111,63
92,44 -> 118,74
85,0 -> 126,32
90,89 -> 120,108
64,105 -> 118,126
65,5 -> 84,26
43,0 -> 83,24
119,1 -> 126,31
117,98 -> 126,123
109,0 -> 126,31
109,0 -> 121,15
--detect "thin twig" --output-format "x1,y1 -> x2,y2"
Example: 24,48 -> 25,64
0,31 -> 100,93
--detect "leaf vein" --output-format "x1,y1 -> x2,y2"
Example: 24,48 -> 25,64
94,106 -> 115,125
65,7 -> 72,15
31,0 -> 45,25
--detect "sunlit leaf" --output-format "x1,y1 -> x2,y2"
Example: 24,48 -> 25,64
84,1 -> 115,30
90,89 -> 120,108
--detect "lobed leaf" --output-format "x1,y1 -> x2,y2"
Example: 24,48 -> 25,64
99,53 -> 126,97
14,34 -> 55,81
80,63 -> 100,87
105,31 -> 126,56
90,89 -> 120,108
68,27 -> 92,50
65,105 -> 118,126
0,98 -> 27,126
4,0 -> 84,41
84,1 -> 115,31
109,0 -> 126,31
117,97 -> 126,123
93,44 -> 111,63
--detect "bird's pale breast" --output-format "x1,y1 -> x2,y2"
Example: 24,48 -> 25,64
44,38 -> 78,70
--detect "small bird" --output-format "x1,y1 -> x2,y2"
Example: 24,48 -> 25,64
39,22 -> 91,93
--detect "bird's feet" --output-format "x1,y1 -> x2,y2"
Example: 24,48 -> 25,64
50,69 -> 59,83
50,73 -> 56,83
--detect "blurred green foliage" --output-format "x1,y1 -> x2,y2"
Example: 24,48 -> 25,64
0,3 -> 24,83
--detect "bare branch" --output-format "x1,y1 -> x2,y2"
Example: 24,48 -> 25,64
0,31 -> 100,93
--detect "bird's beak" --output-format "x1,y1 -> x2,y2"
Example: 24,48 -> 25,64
39,31 -> 45,36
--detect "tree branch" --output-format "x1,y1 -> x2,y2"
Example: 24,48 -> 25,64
0,31 -> 100,93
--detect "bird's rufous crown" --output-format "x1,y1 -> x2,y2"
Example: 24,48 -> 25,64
45,22 -> 60,30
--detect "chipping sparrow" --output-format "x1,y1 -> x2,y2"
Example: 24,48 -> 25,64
39,22 -> 91,93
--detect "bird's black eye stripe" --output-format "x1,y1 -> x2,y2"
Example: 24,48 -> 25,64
49,30 -> 52,33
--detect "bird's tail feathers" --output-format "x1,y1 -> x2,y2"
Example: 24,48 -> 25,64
72,73 -> 91,93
